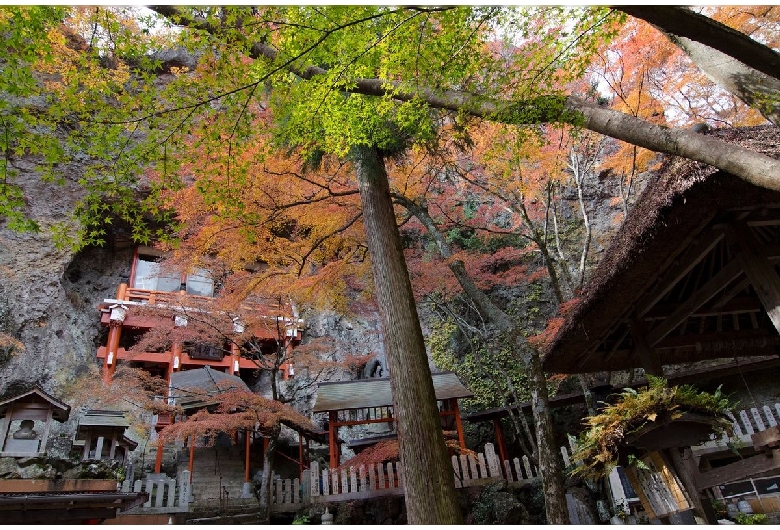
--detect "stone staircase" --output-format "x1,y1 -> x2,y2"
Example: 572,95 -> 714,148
187,446 -> 259,513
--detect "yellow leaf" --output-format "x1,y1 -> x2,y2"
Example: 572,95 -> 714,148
646,412 -> 657,421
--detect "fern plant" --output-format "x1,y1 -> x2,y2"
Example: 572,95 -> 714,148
570,376 -> 736,480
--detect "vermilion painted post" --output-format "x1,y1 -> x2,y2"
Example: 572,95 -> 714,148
154,438 -> 164,473
103,323 -> 122,384
493,418 -> 508,464
453,400 -> 466,450
231,343 -> 241,375
168,342 -> 182,382
329,411 -> 340,469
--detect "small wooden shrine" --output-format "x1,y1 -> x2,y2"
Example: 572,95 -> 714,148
74,410 -> 138,463
312,371 -> 473,468
0,387 -> 70,458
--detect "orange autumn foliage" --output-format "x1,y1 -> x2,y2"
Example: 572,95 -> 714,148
337,438 -> 476,472
157,388 -> 319,445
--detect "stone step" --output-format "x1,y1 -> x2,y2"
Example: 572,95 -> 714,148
187,447 -> 256,508
185,507 -> 264,524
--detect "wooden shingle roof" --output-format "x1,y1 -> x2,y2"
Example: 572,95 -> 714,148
0,387 -> 70,422
312,371 -> 472,413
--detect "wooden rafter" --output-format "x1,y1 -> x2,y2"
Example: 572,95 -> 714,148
646,258 -> 745,346
631,317 -> 663,376
730,219 -> 780,335
636,228 -> 726,317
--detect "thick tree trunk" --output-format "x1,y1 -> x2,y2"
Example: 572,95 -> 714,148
257,424 -> 280,524
527,349 -> 569,524
352,145 -> 463,524
396,195 -> 570,523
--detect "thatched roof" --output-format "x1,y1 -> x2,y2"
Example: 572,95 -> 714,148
543,125 -> 780,374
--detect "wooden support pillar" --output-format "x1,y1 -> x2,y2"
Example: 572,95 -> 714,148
298,431 -> 304,480
231,343 -> 241,375
108,433 -> 118,459
154,438 -> 164,473
667,447 -> 718,524
730,219 -> 780,335
82,432 -> 92,460
329,410 -> 340,469
188,436 -> 195,483
630,317 -> 664,377
493,418 -> 508,464
169,342 -> 182,382
103,322 -> 122,385
94,436 -> 105,460
116,282 -> 128,301
244,428 -> 251,483
452,399 -> 466,451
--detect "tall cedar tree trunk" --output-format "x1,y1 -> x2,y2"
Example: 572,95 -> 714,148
257,423 -> 280,523
527,351 -> 569,524
396,195 -> 569,524
399,196 -> 570,523
352,145 -> 463,524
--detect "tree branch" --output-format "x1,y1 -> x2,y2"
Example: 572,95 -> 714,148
615,6 -> 780,82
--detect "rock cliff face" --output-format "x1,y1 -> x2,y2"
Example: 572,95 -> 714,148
0,157 -> 94,395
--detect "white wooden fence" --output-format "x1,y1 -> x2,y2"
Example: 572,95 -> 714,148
693,401 -> 780,456
271,475 -> 311,512
270,402 -> 780,512
269,443 -> 549,510
120,471 -> 191,514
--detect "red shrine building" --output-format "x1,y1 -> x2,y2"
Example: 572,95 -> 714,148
93,246 -> 309,507
96,246 -> 299,386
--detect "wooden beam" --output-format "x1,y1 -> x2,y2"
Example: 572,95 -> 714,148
647,296 -> 762,319
730,220 -> 780,335
668,447 -> 718,524
631,317 -> 664,376
4,508 -> 118,524
332,417 -> 395,428
695,449 -> 780,490
646,258 -> 745,346
653,329 -> 778,349
743,208 -> 780,227
636,228 -> 725,317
